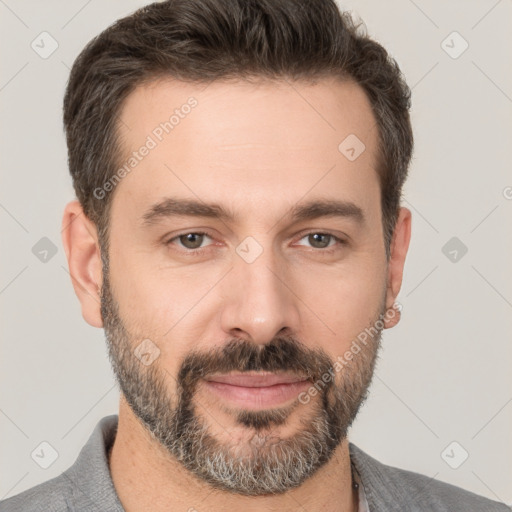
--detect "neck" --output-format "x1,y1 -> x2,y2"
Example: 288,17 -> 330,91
109,398 -> 358,512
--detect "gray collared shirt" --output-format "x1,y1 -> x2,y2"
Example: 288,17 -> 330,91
0,415 -> 509,512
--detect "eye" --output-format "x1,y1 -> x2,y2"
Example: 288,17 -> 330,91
164,230 -> 346,255
166,232 -> 214,251
295,232 -> 346,250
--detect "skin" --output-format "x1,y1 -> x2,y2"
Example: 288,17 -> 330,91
61,76 -> 411,512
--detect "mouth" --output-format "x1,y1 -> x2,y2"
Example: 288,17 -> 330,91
203,372 -> 312,409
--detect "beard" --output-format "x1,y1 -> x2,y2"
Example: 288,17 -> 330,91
100,258 -> 384,496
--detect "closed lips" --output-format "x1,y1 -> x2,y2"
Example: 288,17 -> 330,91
205,373 -> 309,387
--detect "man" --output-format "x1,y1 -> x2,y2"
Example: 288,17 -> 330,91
0,0 -> 508,511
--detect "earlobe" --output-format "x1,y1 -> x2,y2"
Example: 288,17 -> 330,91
61,200 -> 104,328
384,207 -> 412,329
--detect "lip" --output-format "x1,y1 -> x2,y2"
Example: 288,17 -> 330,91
205,372 -> 309,387
203,372 -> 311,409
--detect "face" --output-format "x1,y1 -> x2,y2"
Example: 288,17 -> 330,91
96,77 -> 398,495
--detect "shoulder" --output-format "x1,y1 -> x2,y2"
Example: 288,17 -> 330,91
349,443 -> 510,512
0,471 -> 74,512
0,415 -> 121,512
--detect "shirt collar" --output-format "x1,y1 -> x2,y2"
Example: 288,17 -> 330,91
64,414 -> 124,511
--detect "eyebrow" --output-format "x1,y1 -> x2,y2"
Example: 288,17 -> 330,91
141,197 -> 365,226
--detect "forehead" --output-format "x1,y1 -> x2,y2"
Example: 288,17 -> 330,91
112,76 -> 380,223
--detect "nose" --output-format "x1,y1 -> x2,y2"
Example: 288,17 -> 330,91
220,247 -> 301,346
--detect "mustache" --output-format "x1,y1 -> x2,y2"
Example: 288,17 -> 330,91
176,335 -> 335,398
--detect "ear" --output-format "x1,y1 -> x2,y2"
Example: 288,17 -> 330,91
61,200 -> 104,328
384,207 -> 411,329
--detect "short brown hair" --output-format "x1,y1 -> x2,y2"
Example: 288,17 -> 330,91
63,0 -> 413,257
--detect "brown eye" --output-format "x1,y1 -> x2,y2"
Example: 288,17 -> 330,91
295,232 -> 347,252
177,233 -> 207,249
307,233 -> 333,249
167,232 -> 211,251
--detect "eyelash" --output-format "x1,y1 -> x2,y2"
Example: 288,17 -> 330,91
164,231 -> 347,256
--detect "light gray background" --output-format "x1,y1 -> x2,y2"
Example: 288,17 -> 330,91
1,0 -> 511,505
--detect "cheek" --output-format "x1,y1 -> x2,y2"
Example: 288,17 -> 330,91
109,248 -> 222,361
107,243 -> 178,343
293,256 -> 386,355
